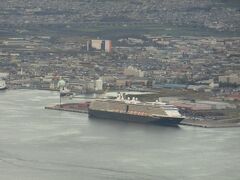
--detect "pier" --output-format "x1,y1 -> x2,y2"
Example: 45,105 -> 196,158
45,102 -> 89,114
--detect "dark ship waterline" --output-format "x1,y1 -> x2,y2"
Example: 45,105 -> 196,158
89,94 -> 184,126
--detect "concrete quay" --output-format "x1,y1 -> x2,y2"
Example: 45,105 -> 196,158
45,103 -> 89,114
181,118 -> 240,128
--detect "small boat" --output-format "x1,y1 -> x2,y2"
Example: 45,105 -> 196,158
0,80 -> 7,90
60,87 -> 73,97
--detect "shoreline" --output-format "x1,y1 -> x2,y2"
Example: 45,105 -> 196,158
45,103 -> 240,128
3,89 -> 239,128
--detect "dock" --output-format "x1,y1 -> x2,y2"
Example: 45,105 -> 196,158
45,102 -> 89,114
180,118 -> 240,128
45,103 -> 240,128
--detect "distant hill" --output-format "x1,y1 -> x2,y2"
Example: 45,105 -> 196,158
0,0 -> 239,37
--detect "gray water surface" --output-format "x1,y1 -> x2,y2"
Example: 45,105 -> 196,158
0,90 -> 240,180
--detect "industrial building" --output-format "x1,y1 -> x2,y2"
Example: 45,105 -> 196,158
87,40 -> 112,53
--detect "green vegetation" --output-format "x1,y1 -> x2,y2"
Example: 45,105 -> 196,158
77,23 -> 240,38
22,22 -> 240,39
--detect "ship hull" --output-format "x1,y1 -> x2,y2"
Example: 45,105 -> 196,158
0,86 -> 7,90
88,109 -> 184,126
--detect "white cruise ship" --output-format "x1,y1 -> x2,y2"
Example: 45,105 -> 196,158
89,94 -> 184,126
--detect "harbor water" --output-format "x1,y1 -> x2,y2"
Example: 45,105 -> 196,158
0,90 -> 240,180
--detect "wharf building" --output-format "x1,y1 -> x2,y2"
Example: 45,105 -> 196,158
219,74 -> 240,85
87,40 -> 112,53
